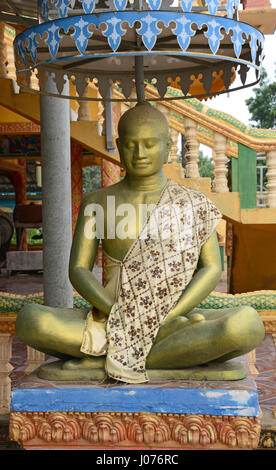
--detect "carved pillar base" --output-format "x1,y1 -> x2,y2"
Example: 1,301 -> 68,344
245,349 -> 258,379
25,347 -> 45,375
9,411 -> 261,450
0,333 -> 14,414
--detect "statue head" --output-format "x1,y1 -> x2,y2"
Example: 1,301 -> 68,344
117,102 -> 171,177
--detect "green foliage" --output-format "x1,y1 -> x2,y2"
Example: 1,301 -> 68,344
198,150 -> 214,179
245,69 -> 276,129
82,166 -> 102,194
10,229 -> 42,246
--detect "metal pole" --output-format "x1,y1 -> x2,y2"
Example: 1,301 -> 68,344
40,72 -> 73,308
135,55 -> 145,102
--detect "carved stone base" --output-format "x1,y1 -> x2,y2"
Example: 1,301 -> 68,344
259,430 -> 276,449
9,411 -> 261,450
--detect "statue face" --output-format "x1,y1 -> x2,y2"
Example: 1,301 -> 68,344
117,118 -> 170,177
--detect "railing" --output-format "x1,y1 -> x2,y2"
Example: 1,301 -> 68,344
145,89 -> 276,210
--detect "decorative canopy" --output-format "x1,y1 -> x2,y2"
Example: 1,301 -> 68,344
13,0 -> 264,101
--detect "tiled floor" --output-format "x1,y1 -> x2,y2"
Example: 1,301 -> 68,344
1,271 -> 276,448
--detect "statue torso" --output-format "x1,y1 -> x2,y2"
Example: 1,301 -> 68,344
87,180 -> 167,261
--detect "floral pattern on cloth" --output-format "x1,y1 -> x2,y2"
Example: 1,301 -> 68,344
81,181 -> 222,383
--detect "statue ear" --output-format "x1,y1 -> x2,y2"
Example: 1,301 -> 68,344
164,137 -> 172,163
116,138 -> 125,167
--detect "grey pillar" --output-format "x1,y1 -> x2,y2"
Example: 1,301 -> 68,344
40,73 -> 73,308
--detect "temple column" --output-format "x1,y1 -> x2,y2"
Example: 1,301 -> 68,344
213,133 -> 229,193
0,333 -> 13,414
183,118 -> 200,178
71,142 -> 83,234
17,158 -> 28,250
0,22 -> 8,78
25,347 -> 45,375
40,73 -> 73,308
168,127 -> 180,163
266,150 -> 276,208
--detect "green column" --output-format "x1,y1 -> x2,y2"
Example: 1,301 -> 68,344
219,245 -> 225,271
231,156 -> 239,192
237,143 -> 257,209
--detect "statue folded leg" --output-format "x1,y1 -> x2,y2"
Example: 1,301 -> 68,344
16,302 -> 264,381
15,304 -> 105,369
146,306 -> 264,369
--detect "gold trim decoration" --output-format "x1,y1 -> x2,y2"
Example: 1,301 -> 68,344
0,122 -> 40,134
9,411 -> 261,449
0,314 -> 17,334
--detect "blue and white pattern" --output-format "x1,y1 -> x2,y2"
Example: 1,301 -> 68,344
205,0 -> 220,16
79,0 -> 97,14
229,23 -> 245,58
14,8 -> 264,101
55,0 -> 71,18
180,0 -> 193,14
172,15 -> 195,52
113,0 -> 128,11
26,31 -> 38,63
14,11 -> 264,64
137,13 -> 163,50
204,17 -> 224,55
38,0 -> 49,21
148,0 -> 162,10
227,0 -> 239,19
38,0 -> 244,20
69,17 -> 93,54
101,14 -> 129,51
43,21 -> 63,58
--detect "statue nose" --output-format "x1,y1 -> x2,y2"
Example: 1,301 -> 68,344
135,143 -> 146,159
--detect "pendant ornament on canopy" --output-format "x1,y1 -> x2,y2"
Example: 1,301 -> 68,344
13,0 -> 264,102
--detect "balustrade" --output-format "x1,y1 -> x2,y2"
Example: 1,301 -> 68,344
266,150 -> 276,208
182,118 -> 200,178
213,133 -> 229,193
77,81 -> 91,122
168,127 -> 180,163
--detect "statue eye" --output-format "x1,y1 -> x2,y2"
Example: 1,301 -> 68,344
144,139 -> 157,148
125,141 -> 135,149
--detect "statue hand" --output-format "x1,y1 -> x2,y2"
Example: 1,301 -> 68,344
92,307 -> 107,322
188,313 -> 205,323
154,313 -> 205,345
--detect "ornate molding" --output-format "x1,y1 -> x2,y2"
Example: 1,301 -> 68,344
9,411 -> 261,449
259,430 -> 276,449
0,121 -> 40,135
38,0 -> 241,22
0,315 -> 17,335
258,311 -> 276,334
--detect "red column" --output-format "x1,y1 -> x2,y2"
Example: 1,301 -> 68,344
71,141 -> 83,235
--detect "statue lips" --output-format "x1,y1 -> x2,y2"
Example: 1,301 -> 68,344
133,161 -> 149,168
132,157 -> 150,169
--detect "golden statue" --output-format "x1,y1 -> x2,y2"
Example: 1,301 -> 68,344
16,103 -> 264,383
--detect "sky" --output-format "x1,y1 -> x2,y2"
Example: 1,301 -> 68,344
198,0 -> 276,157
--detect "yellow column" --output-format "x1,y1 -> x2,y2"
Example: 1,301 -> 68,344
183,118 -> 200,178
213,133 -> 229,193
266,150 -> 276,208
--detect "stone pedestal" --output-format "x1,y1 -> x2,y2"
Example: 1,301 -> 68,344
9,358 -> 261,450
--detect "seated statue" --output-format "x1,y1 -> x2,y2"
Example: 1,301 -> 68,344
16,102 -> 265,383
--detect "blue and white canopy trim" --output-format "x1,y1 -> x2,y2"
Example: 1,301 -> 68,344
14,2 -> 264,101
